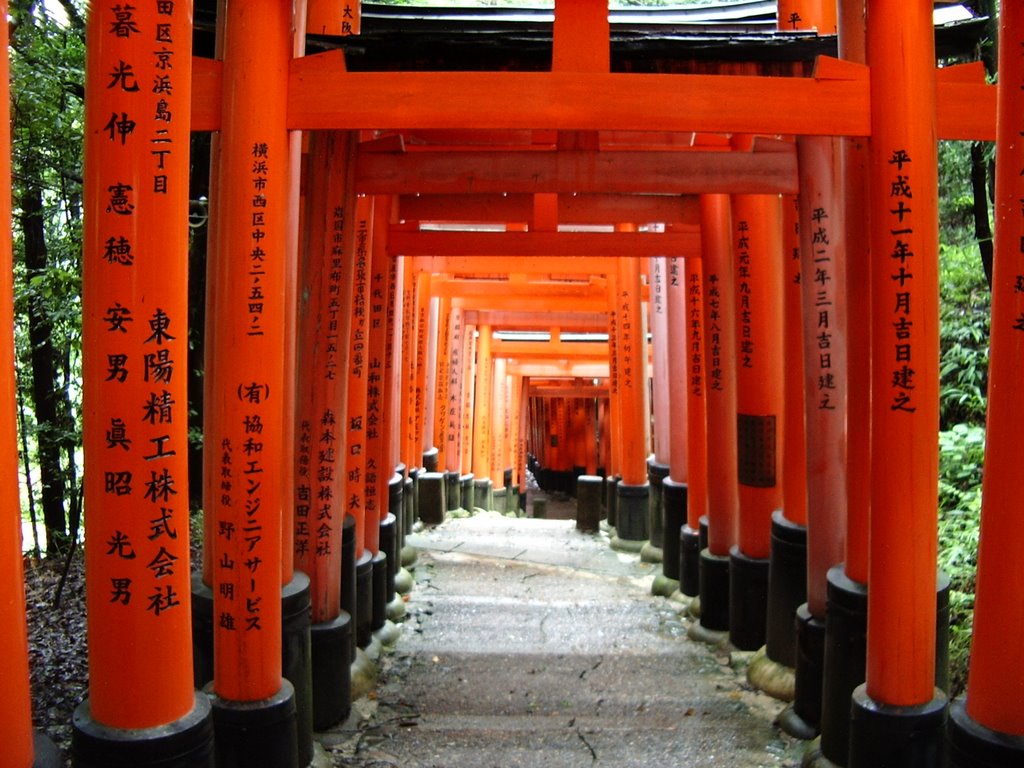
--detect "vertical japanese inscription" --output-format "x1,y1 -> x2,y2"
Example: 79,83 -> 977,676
886,149 -> 917,413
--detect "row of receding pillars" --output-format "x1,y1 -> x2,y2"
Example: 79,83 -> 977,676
0,3 -> 1023,768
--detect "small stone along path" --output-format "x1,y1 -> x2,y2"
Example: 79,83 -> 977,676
318,511 -> 805,767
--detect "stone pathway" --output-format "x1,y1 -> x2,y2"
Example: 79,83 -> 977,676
318,512 -> 805,767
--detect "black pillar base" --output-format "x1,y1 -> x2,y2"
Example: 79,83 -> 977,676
34,731 -> 63,768
341,516 -> 357,662
777,603 -> 825,740
948,698 -> 1024,768
662,479 -> 686,583
647,459 -> 670,551
445,471 -> 462,511
766,511 -> 807,669
208,681 -> 299,768
71,692 -> 213,768
191,573 -> 214,690
356,551 -> 374,648
474,478 -> 493,512
403,473 -> 416,536
848,686 -> 947,768
417,472 -> 446,526
460,473 -> 475,512
613,482 -> 649,546
820,567 -> 867,764
605,475 -> 620,529
422,447 -> 439,473
380,513 -> 398,607
680,525 -> 701,599
310,612 -> 353,731
191,573 -> 313,767
696,547 -> 730,634
281,572 -> 313,768
371,550 -> 388,632
576,475 -> 603,532
729,546 -> 770,651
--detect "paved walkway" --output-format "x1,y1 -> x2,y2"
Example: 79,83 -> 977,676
319,511 -> 805,767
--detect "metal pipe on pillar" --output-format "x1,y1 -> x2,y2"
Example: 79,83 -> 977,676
690,194 -> 739,644
849,1 -> 948,763
947,4 -> 1024,764
75,4 -> 213,765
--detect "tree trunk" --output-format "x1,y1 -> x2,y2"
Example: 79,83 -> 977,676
20,183 -> 68,555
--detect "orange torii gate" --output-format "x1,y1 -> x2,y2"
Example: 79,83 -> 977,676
59,2 -> 1013,768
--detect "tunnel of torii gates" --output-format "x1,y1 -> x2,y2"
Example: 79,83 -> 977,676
2,0 -> 1024,767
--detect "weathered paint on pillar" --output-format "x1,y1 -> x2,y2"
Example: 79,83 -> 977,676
388,257 -> 406,472
797,136 -> 849,619
731,193 -> 785,561
294,131 -> 355,623
782,195 -> 808,529
345,196 -> 373,556
865,0 -> 940,707
701,194 -> 739,556
962,2 -> 1024,736
82,0 -> 196,726
209,0 -> 292,702
0,0 -> 36,758
839,0 -> 871,586
615,250 -> 649,487
399,259 -> 418,470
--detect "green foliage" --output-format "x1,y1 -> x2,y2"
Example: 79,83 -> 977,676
939,243 -> 990,429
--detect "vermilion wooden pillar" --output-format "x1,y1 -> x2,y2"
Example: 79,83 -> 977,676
472,325 -> 495,508
204,2 -> 299,764
947,4 -> 1024,763
398,260 -> 418,474
460,322 -> 477,481
345,195 -> 375,651
612,250 -> 651,549
691,193 -> 739,642
0,2 -> 50,763
850,1 -> 946,763
777,1 -> 837,33
729,191 -> 785,652
294,131 -> 355,732
645,257 -> 671,564
803,2 -> 874,761
431,296 -> 452,477
76,3 -> 213,765
663,254 -> 689,599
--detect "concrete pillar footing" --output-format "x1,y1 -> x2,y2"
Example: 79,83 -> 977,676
640,543 -> 663,564
747,645 -> 795,703
651,574 -> 680,598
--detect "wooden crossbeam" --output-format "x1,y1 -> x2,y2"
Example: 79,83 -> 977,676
431,278 -> 609,301
463,310 -> 609,330
491,339 -> 610,360
191,55 -> 994,141
396,193 -> 700,226
389,228 -> 701,258
359,148 -> 798,195
410,255 -> 621,275
452,295 -> 614,313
